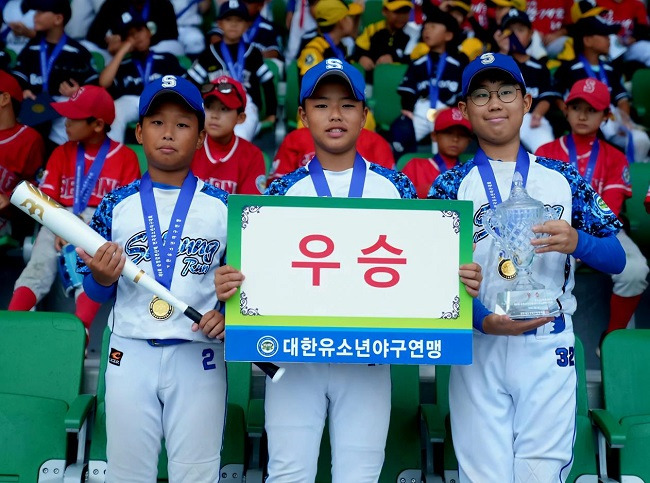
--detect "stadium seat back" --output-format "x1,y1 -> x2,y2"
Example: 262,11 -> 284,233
361,1 -> 385,29
285,60 -> 300,130
126,143 -> 148,174
372,63 -> 408,131
632,69 -> 650,130
396,153 -> 424,172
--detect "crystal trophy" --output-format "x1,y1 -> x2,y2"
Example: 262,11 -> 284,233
482,172 -> 561,319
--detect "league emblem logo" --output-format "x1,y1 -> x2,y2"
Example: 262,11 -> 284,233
257,336 -> 279,357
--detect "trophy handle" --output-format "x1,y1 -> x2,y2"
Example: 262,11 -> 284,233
482,208 -> 502,243
544,205 -> 560,221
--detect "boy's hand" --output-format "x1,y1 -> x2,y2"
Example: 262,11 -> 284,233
54,235 -> 67,252
483,313 -> 554,336
531,220 -> 578,254
459,262 -> 482,297
23,89 -> 36,100
105,34 -> 122,55
9,22 -> 35,38
191,309 -> 226,339
493,29 -> 510,54
376,54 -> 393,65
529,112 -> 542,128
76,242 -> 126,287
358,56 -> 375,70
262,114 -> 277,124
400,110 -> 414,120
59,79 -> 80,97
0,193 -> 9,210
214,265 -> 245,301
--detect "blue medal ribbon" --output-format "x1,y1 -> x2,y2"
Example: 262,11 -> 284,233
474,145 -> 531,209
220,41 -> 246,82
323,34 -> 346,60
579,55 -> 609,87
308,153 -> 366,198
73,138 -> 111,215
432,153 -> 454,174
139,171 -> 197,289
134,52 -> 154,87
244,15 -> 263,45
426,52 -> 447,111
175,0 -> 200,18
566,135 -> 600,184
39,34 -> 68,94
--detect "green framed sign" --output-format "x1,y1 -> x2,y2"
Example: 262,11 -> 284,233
225,195 -> 474,365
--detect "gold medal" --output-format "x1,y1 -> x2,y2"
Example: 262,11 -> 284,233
427,108 -> 438,123
149,296 -> 173,320
497,258 -> 517,280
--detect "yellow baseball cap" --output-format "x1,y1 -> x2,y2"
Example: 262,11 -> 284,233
315,0 -> 364,27
489,0 -> 526,12
570,0 -> 605,23
382,0 -> 414,12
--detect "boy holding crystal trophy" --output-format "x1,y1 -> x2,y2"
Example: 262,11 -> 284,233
428,53 -> 625,482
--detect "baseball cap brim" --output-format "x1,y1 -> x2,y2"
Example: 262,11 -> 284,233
461,53 -> 527,97
50,100 -> 92,120
383,0 -> 413,11
565,92 -> 609,111
140,90 -> 205,124
348,2 -> 364,15
300,70 -> 364,104
204,91 -> 244,110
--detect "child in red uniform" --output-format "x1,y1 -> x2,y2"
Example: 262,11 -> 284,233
401,107 -> 472,198
536,78 -> 648,347
0,70 -> 45,236
191,76 -> 266,194
268,127 -> 395,182
8,85 -> 140,336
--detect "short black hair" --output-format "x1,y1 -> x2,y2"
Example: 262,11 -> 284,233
85,116 -> 111,133
138,93 -> 205,132
465,70 -> 526,99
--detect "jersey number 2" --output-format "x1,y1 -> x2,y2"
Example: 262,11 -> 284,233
555,347 -> 575,367
202,348 -> 216,370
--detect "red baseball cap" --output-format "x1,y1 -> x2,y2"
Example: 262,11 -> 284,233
201,76 -> 247,110
0,70 -> 23,102
565,78 -> 610,111
50,86 -> 116,124
434,107 -> 472,133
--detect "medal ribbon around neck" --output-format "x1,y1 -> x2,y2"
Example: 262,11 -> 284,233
323,34 -> 346,60
308,152 -> 366,198
579,55 -> 609,87
220,41 -> 246,82
73,137 -> 111,215
139,171 -> 197,290
134,52 -> 155,87
474,145 -> 531,210
566,134 -> 600,184
40,34 -> 68,93
244,15 -> 263,45
432,153 -> 453,174
426,52 -> 447,112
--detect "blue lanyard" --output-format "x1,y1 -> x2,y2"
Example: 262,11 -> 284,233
579,55 -> 609,87
139,171 -> 197,289
309,153 -> 366,198
73,138 -> 111,215
474,146 -> 531,209
244,16 -> 263,45
175,0 -> 200,18
130,0 -> 150,22
39,34 -> 67,93
566,135 -> 600,184
134,52 -> 154,86
426,52 -> 447,109
220,41 -> 246,82
432,154 -> 455,173
323,34 -> 346,60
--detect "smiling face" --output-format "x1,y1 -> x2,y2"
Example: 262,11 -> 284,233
298,79 -> 367,159
458,74 -> 532,148
566,99 -> 607,136
136,98 -> 205,178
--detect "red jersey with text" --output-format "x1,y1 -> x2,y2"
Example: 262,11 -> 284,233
0,124 -> 45,195
535,134 -> 631,217
191,135 -> 266,194
597,0 -> 648,37
269,128 -> 395,181
401,154 -> 458,199
40,140 -> 140,206
526,0 -> 573,35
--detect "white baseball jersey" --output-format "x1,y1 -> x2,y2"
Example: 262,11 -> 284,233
79,178 -> 228,341
262,159 -> 416,482
429,152 -> 620,482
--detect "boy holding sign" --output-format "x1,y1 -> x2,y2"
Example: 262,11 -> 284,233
216,58 -> 483,482
428,53 -> 625,481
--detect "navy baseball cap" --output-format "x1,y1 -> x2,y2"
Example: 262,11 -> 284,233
217,0 -> 251,21
299,58 -> 365,104
461,52 -> 527,98
139,75 -> 205,126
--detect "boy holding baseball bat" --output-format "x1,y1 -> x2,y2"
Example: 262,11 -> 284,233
8,85 -> 139,337
76,75 -> 229,481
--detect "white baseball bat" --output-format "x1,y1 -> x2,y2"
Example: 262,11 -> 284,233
10,181 -> 284,382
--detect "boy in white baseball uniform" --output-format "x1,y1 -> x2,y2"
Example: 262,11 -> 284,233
429,53 -> 626,482
215,58 -> 483,482
77,76 -> 228,482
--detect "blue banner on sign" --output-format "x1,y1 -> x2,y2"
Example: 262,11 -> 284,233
225,327 -> 473,365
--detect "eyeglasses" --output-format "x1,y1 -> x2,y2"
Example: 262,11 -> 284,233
469,85 -> 521,106
201,82 -> 244,104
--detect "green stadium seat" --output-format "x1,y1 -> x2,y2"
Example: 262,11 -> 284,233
632,69 -> 650,130
591,330 -> 650,482
6,48 -> 17,68
260,59 -> 281,133
0,311 -> 93,482
284,60 -> 300,130
177,55 -> 193,70
91,51 -> 105,72
624,162 -> 650,249
396,152 -> 424,172
372,63 -> 408,132
361,0 -> 384,29
126,143 -> 148,174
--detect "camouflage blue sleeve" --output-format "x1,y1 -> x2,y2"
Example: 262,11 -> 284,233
427,161 -> 475,200
368,164 -> 417,199
264,167 -> 309,196
536,158 -> 622,237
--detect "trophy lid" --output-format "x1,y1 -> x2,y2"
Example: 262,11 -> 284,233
499,171 -> 545,212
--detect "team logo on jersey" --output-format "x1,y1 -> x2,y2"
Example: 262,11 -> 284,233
257,336 -> 279,357
595,194 -> 612,213
109,348 -> 123,366
255,174 -> 266,194
622,166 -> 631,185
125,231 -> 221,276
480,53 -> 495,65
